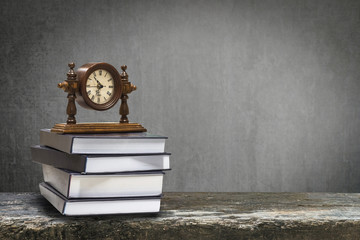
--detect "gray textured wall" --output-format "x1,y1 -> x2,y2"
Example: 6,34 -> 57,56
1,0 -> 360,192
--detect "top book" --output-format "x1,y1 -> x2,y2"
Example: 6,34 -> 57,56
40,129 -> 167,154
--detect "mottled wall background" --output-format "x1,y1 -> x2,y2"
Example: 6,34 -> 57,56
1,0 -> 360,192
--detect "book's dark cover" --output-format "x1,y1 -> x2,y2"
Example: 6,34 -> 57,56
32,146 -> 87,172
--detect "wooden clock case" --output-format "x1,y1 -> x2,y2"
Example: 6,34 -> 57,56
76,62 -> 122,111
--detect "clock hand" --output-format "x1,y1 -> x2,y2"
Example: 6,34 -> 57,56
93,76 -> 104,88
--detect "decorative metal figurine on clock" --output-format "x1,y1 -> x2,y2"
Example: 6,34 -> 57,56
51,62 -> 146,133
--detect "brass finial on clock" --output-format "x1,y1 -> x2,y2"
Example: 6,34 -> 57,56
120,65 -> 137,123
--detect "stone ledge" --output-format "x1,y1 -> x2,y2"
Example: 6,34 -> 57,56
1,192 -> 360,239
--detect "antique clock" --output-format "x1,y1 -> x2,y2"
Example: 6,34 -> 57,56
51,62 -> 146,133
76,62 -> 122,110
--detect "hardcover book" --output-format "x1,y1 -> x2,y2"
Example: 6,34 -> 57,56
32,145 -> 171,173
42,164 -> 164,198
40,129 -> 167,154
40,182 -> 161,216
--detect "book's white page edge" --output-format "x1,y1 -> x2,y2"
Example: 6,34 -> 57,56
39,183 -> 65,215
69,174 -> 163,198
72,138 -> 165,154
64,198 -> 161,216
163,156 -> 170,169
86,155 -> 170,173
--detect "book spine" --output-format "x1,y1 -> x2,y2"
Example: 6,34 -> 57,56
40,130 -> 73,153
39,183 -> 66,215
42,164 -> 72,198
31,146 -> 87,172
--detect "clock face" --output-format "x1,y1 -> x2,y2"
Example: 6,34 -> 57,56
86,69 -> 114,105
76,62 -> 122,111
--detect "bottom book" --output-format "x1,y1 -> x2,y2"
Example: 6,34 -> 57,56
39,182 -> 162,216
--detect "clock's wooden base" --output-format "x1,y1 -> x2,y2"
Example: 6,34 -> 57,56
51,122 -> 147,134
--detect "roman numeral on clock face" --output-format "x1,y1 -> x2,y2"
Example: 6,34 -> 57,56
87,90 -> 91,95
107,91 -> 111,96
91,95 -> 95,101
99,70 -> 102,76
97,97 -> 100,103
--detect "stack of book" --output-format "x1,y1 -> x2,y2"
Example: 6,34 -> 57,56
31,129 -> 170,216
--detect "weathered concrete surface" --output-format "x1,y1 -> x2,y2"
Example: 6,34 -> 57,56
1,192 -> 360,239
